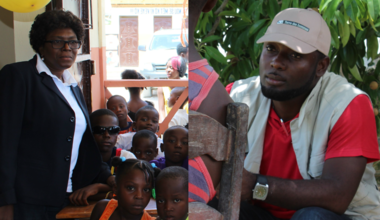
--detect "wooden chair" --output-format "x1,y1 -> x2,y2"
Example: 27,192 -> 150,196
188,103 -> 249,220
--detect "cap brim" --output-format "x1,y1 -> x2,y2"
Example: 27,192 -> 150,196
257,33 -> 317,54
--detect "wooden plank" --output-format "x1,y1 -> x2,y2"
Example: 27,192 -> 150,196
56,201 -> 96,219
158,87 -> 188,135
104,79 -> 188,88
188,111 -> 229,161
189,202 -> 223,220
218,103 -> 248,220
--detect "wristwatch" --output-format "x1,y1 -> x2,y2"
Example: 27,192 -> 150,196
252,175 -> 269,200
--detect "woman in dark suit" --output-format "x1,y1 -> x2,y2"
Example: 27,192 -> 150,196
0,10 -> 112,219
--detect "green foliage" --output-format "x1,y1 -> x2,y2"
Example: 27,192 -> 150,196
195,0 -> 380,135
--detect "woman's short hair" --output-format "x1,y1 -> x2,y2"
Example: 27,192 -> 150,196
29,10 -> 85,55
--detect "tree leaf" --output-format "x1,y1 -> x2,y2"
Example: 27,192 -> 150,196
349,21 -> 356,37
337,11 -> 350,47
320,0 -> 332,12
323,0 -> 342,24
293,0 -> 299,8
343,44 -> 356,68
356,28 -> 367,45
204,46 -> 228,64
367,34 -> 379,61
230,21 -> 252,31
330,56 -> 341,74
281,0 -> 291,10
348,65 -> 363,81
369,17 -> 379,32
343,0 -> 350,9
250,68 -> 260,77
375,60 -> 380,77
367,0 -> 376,21
300,0 -> 312,8
227,1 -> 238,11
241,12 -> 252,23
268,0 -> 280,20
329,25 -> 340,49
249,19 -> 267,37
237,60 -> 247,79
201,35 -> 222,43
218,11 -> 242,17
254,24 -> 269,59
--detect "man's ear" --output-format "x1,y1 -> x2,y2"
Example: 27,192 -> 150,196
160,143 -> 164,153
316,56 -> 330,78
155,148 -> 159,156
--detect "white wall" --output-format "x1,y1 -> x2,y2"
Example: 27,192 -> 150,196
13,8 -> 45,62
0,7 -> 15,68
105,7 -> 185,67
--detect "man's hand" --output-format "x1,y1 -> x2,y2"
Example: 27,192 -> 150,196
69,184 -> 102,206
241,168 -> 257,201
0,205 -> 13,220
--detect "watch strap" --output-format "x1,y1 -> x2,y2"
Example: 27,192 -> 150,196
256,174 -> 268,185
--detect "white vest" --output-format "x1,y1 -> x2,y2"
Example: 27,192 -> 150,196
230,71 -> 380,219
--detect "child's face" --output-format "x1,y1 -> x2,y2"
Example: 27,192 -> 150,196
156,177 -> 188,220
93,115 -> 119,153
162,127 -> 188,164
131,138 -> 158,162
115,169 -> 152,216
107,97 -> 128,123
133,109 -> 159,133
167,92 -> 178,108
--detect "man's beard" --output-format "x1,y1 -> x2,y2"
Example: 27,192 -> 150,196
261,69 -> 316,101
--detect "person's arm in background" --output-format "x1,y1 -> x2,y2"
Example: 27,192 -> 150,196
157,87 -> 166,123
69,183 -> 112,206
0,65 -> 27,220
70,162 -> 115,206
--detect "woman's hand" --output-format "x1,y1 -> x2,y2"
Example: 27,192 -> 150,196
69,184 -> 103,206
0,205 -> 13,220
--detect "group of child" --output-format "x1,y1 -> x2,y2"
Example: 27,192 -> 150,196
83,81 -> 188,219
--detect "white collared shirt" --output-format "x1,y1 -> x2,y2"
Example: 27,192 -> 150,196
36,54 -> 86,192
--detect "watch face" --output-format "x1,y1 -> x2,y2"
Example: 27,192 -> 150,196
253,185 -> 268,200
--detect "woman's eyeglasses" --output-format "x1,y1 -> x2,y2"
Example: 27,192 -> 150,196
44,40 -> 82,49
92,126 -> 120,135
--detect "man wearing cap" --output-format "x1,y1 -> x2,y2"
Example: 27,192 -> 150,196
228,8 -> 380,220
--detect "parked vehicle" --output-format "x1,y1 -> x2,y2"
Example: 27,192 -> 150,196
138,29 -> 185,79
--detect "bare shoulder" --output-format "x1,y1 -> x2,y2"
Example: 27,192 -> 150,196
90,199 -> 110,220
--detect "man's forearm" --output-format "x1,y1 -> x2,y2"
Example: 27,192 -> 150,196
242,157 -> 366,215
265,176 -> 348,214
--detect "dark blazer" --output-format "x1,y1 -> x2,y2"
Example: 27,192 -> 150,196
0,56 -> 110,207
